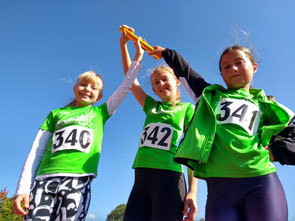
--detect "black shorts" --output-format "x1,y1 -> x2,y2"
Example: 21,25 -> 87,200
124,168 -> 187,221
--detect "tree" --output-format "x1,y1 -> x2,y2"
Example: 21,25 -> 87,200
0,188 -> 22,221
106,204 -> 126,221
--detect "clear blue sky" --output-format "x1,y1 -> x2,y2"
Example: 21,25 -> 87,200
1,1 -> 295,220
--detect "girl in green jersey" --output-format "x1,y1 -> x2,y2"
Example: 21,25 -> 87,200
149,45 -> 295,221
120,25 -> 198,221
13,38 -> 144,221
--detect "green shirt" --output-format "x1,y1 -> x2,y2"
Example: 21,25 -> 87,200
37,104 -> 110,176
175,85 -> 292,178
194,88 -> 277,178
132,96 -> 195,172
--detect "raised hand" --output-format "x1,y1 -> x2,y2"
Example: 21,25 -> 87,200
119,25 -> 134,46
148,45 -> 165,60
133,37 -> 145,63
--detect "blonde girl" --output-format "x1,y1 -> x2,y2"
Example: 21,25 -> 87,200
120,25 -> 198,221
13,39 -> 144,221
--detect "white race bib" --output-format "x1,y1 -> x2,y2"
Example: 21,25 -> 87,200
215,98 -> 262,136
139,123 -> 173,151
52,125 -> 93,153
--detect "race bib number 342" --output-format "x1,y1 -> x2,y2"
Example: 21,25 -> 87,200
139,123 -> 173,151
215,98 -> 262,136
52,125 -> 93,154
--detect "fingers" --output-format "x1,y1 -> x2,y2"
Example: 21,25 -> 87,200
147,45 -> 164,60
133,37 -> 144,63
186,208 -> 194,220
119,25 -> 135,45
13,197 -> 28,215
24,195 -> 30,211
148,46 -> 157,55
183,198 -> 198,221
13,194 -> 29,216
182,200 -> 189,216
120,24 -> 134,33
182,218 -> 194,221
134,36 -> 141,49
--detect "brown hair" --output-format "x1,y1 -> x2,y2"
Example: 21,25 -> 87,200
151,65 -> 181,105
267,95 -> 275,101
219,45 -> 256,72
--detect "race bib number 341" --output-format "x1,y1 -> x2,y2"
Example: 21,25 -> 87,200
139,123 -> 173,151
215,98 -> 262,136
52,125 -> 93,154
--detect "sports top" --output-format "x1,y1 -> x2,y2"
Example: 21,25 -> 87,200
132,95 -> 194,172
37,104 -> 110,176
15,61 -> 142,196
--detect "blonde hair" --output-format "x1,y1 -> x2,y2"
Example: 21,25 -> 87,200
65,71 -> 104,107
151,65 -> 181,105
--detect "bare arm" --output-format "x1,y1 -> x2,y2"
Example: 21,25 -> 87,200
120,25 -> 147,108
183,168 -> 198,221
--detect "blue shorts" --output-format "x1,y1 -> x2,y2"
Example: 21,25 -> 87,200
205,173 -> 288,221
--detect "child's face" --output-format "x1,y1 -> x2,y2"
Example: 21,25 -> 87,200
74,79 -> 102,107
151,71 -> 180,102
220,49 -> 257,91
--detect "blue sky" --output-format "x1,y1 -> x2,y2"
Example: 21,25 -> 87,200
1,1 -> 295,220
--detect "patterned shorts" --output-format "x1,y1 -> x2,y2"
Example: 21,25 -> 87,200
24,176 -> 92,221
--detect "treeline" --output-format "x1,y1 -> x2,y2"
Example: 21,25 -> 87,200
1,188 -> 205,221
106,203 -> 205,221
0,188 -> 22,221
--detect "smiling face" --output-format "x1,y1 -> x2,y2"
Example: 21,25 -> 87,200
151,67 -> 180,102
220,48 -> 258,91
73,72 -> 103,107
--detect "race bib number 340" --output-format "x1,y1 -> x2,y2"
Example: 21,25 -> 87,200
215,98 -> 262,136
52,125 -> 93,154
139,123 -> 173,151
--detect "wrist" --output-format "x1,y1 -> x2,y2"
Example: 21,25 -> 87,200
134,53 -> 143,62
187,189 -> 197,195
120,41 -> 127,47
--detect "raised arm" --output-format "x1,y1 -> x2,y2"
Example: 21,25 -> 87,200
120,25 -> 147,108
106,35 -> 144,115
150,46 -> 210,103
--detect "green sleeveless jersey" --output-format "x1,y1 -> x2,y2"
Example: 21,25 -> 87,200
132,96 -> 195,172
37,104 -> 110,176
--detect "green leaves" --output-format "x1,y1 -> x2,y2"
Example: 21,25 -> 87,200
106,204 -> 126,221
0,188 -> 22,221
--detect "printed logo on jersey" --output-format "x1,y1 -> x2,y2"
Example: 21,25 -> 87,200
139,123 -> 173,151
56,109 -> 96,129
149,105 -> 184,117
215,98 -> 262,136
52,125 -> 93,153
